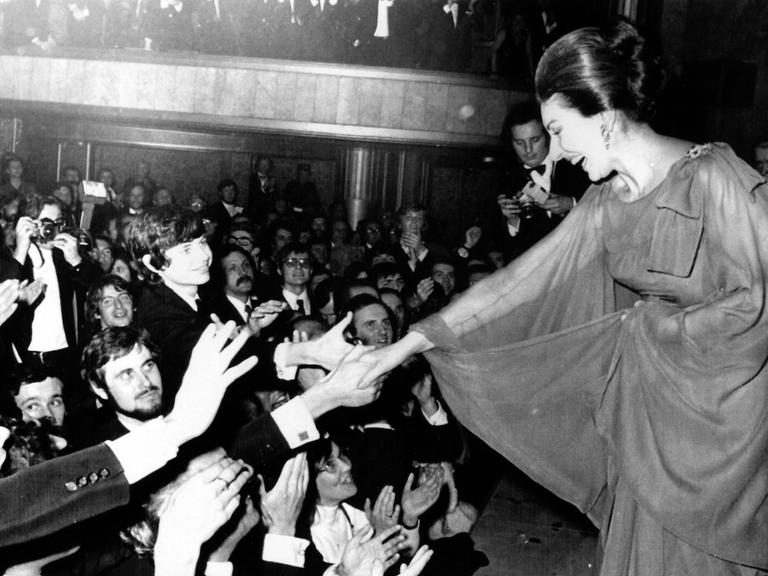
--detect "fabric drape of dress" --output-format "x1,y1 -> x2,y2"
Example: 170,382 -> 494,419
413,143 -> 768,575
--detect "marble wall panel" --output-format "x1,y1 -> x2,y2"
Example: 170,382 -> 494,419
402,81 -> 427,130
379,79 -> 405,129
313,75 -> 338,124
134,64 -> 159,110
423,82 -> 449,132
274,72 -> 297,120
193,67 -> 218,114
294,73 -> 317,122
357,78 -> 383,127
336,77 -> 359,125
253,71 -> 278,119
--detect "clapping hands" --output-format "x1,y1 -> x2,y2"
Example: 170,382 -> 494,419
258,453 -> 309,537
365,485 -> 401,535
401,465 -> 444,527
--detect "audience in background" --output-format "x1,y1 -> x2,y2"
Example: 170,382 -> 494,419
0,141 -> 539,576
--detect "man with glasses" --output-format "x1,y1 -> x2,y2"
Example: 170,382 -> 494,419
276,241 -> 313,316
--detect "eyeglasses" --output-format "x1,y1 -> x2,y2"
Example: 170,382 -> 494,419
231,235 -> 254,247
318,453 -> 351,474
283,258 -> 312,269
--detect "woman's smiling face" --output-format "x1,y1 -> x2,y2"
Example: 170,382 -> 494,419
540,95 -> 611,183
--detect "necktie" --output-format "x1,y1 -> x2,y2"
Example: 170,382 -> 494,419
524,165 -> 546,179
296,298 -> 307,316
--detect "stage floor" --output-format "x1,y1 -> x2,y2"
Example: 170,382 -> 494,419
471,464 -> 599,576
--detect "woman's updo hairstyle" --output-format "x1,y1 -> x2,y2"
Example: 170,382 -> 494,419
535,20 -> 664,123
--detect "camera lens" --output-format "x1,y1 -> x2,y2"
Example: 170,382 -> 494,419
520,199 -> 536,220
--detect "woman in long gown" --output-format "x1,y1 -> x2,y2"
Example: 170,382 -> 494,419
359,21 -> 768,576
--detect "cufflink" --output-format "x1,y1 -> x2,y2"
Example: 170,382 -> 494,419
299,431 -> 309,441
65,481 -> 78,492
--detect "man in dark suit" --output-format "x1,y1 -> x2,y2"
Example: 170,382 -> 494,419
130,207 -> 366,407
209,244 -> 284,329
13,195 -> 99,403
495,100 -> 591,261
206,178 -> 244,233
248,155 -> 278,223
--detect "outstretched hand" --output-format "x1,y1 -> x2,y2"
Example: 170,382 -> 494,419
166,321 -> 258,445
311,312 -> 355,370
301,344 -> 383,417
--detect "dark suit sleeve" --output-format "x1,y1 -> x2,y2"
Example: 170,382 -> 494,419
229,412 -> 292,470
0,443 -> 130,547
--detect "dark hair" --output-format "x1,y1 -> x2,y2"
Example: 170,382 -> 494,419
61,165 -> 81,179
212,244 -> 257,288
127,206 -> 206,277
217,178 -> 239,195
535,20 -> 664,122
339,294 -> 392,340
8,366 -> 61,398
2,153 -> 22,173
276,241 -> 310,265
334,280 -> 379,313
21,194 -> 62,220
81,327 -> 161,390
501,100 -> 543,144
85,274 -> 134,325
370,262 -> 406,286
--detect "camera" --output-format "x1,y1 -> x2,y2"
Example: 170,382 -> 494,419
31,218 -> 60,242
518,195 -> 537,220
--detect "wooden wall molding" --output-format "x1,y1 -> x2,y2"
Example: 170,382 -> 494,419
0,51 -> 526,147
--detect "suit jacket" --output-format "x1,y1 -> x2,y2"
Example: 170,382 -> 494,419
497,159 -> 591,260
0,443 -> 129,547
16,248 -> 99,353
205,201 -> 239,229
134,283 -> 210,405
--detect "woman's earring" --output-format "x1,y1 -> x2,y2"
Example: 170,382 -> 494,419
601,124 -> 612,150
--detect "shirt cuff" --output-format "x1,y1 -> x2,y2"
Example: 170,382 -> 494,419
205,561 -> 233,576
507,221 -> 520,237
105,420 -> 178,484
262,534 -> 309,568
271,397 -> 320,449
422,400 -> 449,426
274,342 -> 298,381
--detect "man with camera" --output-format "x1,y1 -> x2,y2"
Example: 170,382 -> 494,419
496,100 -> 590,261
12,194 -> 98,404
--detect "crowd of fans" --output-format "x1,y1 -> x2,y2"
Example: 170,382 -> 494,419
0,0 -> 575,77
0,94 -> 604,574
0,148 -> 521,576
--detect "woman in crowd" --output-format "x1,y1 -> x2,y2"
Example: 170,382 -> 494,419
300,436 -> 423,574
359,21 -> 768,575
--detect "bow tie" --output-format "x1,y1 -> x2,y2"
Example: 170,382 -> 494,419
524,164 -> 546,176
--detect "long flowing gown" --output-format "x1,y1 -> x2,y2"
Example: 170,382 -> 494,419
412,143 -> 768,575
